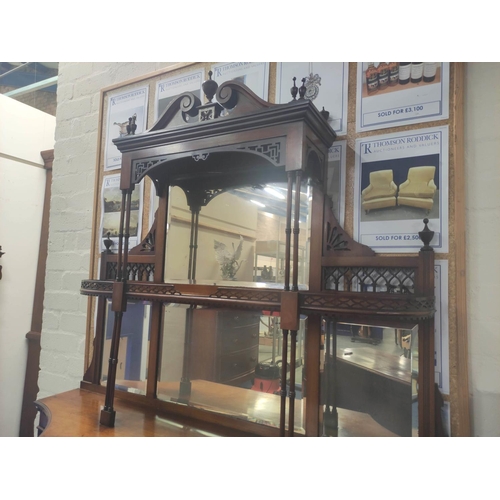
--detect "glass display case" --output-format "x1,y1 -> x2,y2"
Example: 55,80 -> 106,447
77,75 -> 437,437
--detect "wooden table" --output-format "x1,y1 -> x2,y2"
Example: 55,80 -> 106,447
36,384 -> 397,437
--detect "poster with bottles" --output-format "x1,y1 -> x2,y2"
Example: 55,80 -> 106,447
353,126 -> 449,253
355,62 -> 450,132
99,174 -> 144,252
434,260 -> 449,395
327,140 -> 347,225
105,86 -> 149,170
211,62 -> 270,100
275,63 -> 349,136
154,68 -> 205,122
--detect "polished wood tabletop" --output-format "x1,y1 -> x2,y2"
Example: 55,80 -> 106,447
37,388 -> 235,437
37,385 -> 397,437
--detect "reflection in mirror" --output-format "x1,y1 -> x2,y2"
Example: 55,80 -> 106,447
157,304 -> 307,434
164,182 -> 311,288
322,320 -> 418,437
101,300 -> 152,395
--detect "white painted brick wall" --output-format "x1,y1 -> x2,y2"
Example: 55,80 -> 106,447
38,62 -> 175,399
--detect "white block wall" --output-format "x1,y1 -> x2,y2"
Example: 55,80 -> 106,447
38,62 -> 500,436
464,62 -> 500,436
38,63 -> 175,399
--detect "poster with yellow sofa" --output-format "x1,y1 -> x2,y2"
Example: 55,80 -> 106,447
354,126 -> 449,253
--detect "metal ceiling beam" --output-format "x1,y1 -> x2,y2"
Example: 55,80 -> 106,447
0,62 -> 31,81
4,76 -> 58,97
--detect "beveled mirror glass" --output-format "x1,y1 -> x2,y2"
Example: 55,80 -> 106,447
322,321 -> 418,437
163,182 -> 312,288
157,304 -> 308,434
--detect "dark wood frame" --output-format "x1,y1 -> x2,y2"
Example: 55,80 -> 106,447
18,149 -> 53,437
78,78 -> 436,436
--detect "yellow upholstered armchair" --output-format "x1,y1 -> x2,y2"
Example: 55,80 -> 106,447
397,166 -> 437,211
361,169 -> 397,214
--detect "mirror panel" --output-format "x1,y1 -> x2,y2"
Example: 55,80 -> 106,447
157,304 -> 307,434
164,182 -> 311,288
322,321 -> 418,437
100,300 -> 152,395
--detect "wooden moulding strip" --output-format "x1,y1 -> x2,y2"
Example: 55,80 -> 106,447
451,62 -> 471,436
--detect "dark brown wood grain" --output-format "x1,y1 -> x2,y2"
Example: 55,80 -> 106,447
75,80 -> 437,436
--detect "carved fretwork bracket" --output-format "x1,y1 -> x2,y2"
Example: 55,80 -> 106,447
323,200 -> 375,258
130,212 -> 157,255
183,187 -> 226,212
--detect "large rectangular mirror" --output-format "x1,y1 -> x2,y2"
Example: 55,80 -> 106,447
157,304 -> 308,434
163,182 -> 311,288
322,320 -> 419,437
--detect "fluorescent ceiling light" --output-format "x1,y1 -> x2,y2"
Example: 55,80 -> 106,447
264,186 -> 285,200
251,199 -> 266,208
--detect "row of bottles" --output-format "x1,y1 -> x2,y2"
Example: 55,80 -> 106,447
366,62 -> 438,94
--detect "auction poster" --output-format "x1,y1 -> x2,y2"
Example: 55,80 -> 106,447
355,62 -> 449,132
327,140 -> 347,225
275,62 -> 349,136
211,62 -> 269,100
154,68 -> 205,121
100,174 -> 144,252
105,86 -> 149,170
434,260 -> 449,395
354,126 -> 449,253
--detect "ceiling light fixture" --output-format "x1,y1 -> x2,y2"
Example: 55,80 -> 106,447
263,186 -> 286,200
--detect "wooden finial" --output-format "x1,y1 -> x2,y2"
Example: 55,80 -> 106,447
298,78 -> 307,99
202,70 -> 218,103
418,218 -> 435,250
104,232 -> 114,253
290,77 -> 298,100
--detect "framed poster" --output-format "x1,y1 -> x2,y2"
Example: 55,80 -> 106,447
154,68 -> 205,121
327,140 -> 347,225
275,62 -> 349,136
105,86 -> 149,171
100,174 -> 144,252
434,260 -> 449,395
354,126 -> 449,253
211,62 -> 269,100
355,62 -> 450,132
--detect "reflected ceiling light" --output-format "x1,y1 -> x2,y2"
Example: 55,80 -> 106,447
251,199 -> 266,207
264,186 -> 286,200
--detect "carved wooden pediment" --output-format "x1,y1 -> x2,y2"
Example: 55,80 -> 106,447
146,77 -> 275,134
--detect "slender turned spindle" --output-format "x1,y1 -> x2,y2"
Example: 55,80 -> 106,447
116,191 -> 127,281
191,210 -> 200,282
179,305 -> 195,399
187,210 -> 196,281
279,172 -> 295,436
121,191 -> 133,279
102,312 -> 123,418
323,318 -> 338,436
292,171 -> 302,291
279,329 -> 288,436
287,170 -> 302,436
101,189 -> 133,425
284,173 -> 293,292
288,330 -> 297,436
